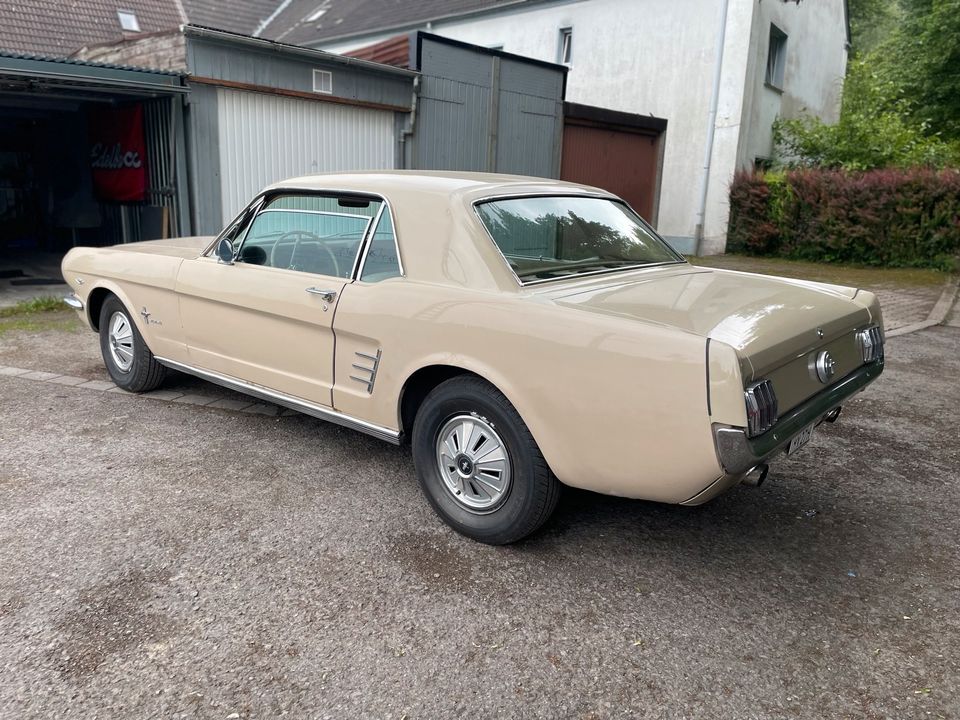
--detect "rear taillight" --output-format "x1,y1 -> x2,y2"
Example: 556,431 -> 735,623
857,326 -> 884,363
745,379 -> 778,437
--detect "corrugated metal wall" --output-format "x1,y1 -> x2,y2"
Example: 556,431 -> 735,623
412,36 -> 565,178
143,96 -> 180,236
216,88 -> 396,223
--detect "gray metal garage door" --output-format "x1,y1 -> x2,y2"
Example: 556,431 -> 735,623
216,88 -> 396,223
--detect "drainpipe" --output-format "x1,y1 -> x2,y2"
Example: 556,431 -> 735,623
694,0 -> 731,256
398,75 -> 420,169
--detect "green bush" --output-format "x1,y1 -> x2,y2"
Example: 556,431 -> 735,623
727,168 -> 960,270
773,59 -> 960,171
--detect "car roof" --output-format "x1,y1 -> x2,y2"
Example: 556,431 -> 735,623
262,171 -> 620,294
267,170 -> 609,199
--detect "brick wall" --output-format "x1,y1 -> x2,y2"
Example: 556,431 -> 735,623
74,31 -> 187,72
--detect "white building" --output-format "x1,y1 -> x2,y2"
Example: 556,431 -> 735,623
271,0 -> 849,254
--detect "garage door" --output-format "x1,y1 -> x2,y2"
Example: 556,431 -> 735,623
217,88 -> 395,223
561,122 -> 662,225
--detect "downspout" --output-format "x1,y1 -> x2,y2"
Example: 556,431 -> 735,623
398,75 -> 420,169
694,0 -> 731,256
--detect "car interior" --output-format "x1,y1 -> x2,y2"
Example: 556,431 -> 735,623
229,193 -> 401,282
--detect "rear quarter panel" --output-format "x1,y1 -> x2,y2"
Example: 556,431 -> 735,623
333,280 -> 723,503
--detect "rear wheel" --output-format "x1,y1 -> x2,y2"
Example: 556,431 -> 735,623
412,376 -> 560,544
98,296 -> 166,393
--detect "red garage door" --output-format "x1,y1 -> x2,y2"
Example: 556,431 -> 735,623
560,105 -> 665,225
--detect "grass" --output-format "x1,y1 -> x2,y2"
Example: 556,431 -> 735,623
685,254 -> 950,290
0,315 -> 80,338
0,296 -> 82,337
0,296 -> 68,318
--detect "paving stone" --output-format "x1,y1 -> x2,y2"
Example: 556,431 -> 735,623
208,398 -> 254,412
0,366 -> 30,376
77,380 -> 116,391
171,394 -> 217,406
21,371 -> 62,381
47,375 -> 89,386
143,390 -> 185,402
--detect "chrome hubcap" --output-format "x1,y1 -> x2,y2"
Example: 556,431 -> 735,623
436,414 -> 511,512
107,311 -> 135,372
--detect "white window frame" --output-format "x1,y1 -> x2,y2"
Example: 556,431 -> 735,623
558,27 -> 573,66
312,69 -> 333,94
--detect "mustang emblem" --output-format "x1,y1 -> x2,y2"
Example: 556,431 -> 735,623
140,307 -> 162,326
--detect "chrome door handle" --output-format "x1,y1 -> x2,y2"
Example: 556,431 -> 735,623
305,287 -> 337,303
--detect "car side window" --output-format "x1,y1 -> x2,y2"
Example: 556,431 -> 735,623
236,194 -> 380,279
360,210 -> 402,282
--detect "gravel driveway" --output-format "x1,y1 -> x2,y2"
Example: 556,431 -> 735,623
0,319 -> 958,719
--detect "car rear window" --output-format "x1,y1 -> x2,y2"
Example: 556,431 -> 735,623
475,195 -> 683,284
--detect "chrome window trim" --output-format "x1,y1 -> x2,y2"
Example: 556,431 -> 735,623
203,195 -> 266,257
258,208 -> 376,221
155,356 -> 401,444
353,201 -> 388,281
470,193 -> 687,288
206,187 -> 405,281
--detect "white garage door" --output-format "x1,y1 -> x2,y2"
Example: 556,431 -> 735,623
217,88 -> 396,223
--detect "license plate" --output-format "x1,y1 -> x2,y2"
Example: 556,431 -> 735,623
787,424 -> 815,455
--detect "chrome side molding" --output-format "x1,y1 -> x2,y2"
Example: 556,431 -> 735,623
154,356 -> 401,445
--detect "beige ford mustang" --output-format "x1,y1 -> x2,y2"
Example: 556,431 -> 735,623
62,172 -> 885,544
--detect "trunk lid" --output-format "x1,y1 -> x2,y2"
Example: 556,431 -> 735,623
546,265 -> 870,380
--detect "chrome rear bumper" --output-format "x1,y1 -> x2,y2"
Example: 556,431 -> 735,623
713,358 -> 884,476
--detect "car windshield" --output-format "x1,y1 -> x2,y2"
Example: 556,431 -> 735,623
475,195 -> 684,284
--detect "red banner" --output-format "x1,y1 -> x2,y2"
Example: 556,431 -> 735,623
88,105 -> 147,202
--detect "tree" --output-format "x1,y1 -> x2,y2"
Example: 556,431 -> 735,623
774,0 -> 960,168
883,0 -> 960,142
847,0 -> 900,54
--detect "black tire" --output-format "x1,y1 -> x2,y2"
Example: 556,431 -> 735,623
98,295 -> 166,393
411,376 -> 560,544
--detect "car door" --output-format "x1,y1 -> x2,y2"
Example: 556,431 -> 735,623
175,191 -> 380,406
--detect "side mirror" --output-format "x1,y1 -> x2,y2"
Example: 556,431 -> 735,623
216,238 -> 235,265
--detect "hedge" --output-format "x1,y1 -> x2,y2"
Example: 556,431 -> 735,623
727,168 -> 960,270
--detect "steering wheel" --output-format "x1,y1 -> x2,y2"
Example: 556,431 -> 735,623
270,230 -> 340,277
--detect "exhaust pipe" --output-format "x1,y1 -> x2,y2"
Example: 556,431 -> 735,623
741,464 -> 769,488
824,406 -> 842,423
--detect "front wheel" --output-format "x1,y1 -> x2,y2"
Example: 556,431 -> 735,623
411,376 -> 560,544
98,295 -> 166,393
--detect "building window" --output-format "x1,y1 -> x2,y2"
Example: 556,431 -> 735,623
558,27 -> 573,65
116,10 -> 141,32
765,24 -> 787,90
312,69 -> 333,94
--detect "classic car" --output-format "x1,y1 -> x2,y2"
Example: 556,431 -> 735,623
62,171 -> 885,544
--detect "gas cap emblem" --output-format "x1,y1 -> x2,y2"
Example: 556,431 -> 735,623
814,350 -> 836,384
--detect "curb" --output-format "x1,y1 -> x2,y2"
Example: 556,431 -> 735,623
885,275 -> 959,338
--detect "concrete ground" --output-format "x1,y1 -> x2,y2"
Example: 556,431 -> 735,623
0,310 -> 958,718
0,252 -> 68,309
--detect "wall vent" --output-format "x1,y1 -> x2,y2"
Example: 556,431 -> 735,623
313,69 -> 333,94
